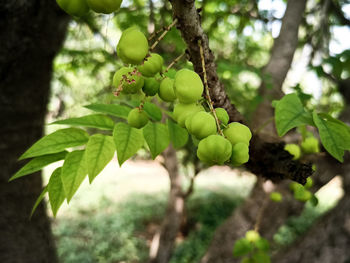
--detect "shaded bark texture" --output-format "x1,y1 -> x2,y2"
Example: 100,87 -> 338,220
149,146 -> 185,263
0,1 -> 69,262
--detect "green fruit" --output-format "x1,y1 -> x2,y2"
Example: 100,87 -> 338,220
173,103 -> 204,127
214,108 -> 229,126
138,53 -> 163,77
142,78 -> 160,96
127,108 -> 148,129
294,187 -> 312,202
223,122 -> 252,146
174,69 -> 204,103
270,192 -> 283,202
113,67 -> 144,94
87,0 -> 122,14
186,111 -> 217,139
158,78 -> 176,102
117,27 -> 149,65
231,142 -> 249,166
301,137 -> 319,154
245,230 -> 260,243
304,177 -> 313,189
289,182 -> 300,192
284,144 -> 301,160
56,0 -> 90,17
197,135 -> 232,165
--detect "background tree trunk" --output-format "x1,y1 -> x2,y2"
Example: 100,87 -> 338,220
0,1 -> 69,262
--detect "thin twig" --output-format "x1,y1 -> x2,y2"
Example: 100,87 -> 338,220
254,117 -> 275,135
198,40 -> 224,136
148,26 -> 166,41
254,195 -> 270,232
150,18 -> 178,51
164,53 -> 186,73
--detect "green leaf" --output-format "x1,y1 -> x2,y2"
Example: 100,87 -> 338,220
85,134 -> 115,182
113,123 -> 144,166
275,93 -> 314,137
61,150 -> 87,202
51,114 -> 115,130
313,112 -> 350,162
143,122 -> 170,159
48,167 -> 66,217
233,238 -> 254,257
143,102 -> 162,121
252,251 -> 271,263
30,186 -> 48,218
167,119 -> 189,149
85,103 -> 131,119
10,151 -> 67,181
255,238 -> 270,252
20,128 -> 89,160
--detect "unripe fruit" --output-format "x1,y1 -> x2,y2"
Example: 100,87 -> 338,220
186,112 -> 217,139
87,0 -> 122,14
245,230 -> 260,243
113,67 -> 144,94
284,144 -> 301,160
304,177 -> 313,189
270,192 -> 283,202
142,78 -> 160,96
294,187 -> 312,202
231,142 -> 249,166
158,78 -> 176,102
301,137 -> 319,154
117,27 -> 148,65
173,103 -> 204,127
174,69 -> 204,103
223,122 -> 252,146
56,0 -> 89,17
214,108 -> 229,126
197,135 -> 232,165
127,108 -> 148,129
138,53 -> 163,77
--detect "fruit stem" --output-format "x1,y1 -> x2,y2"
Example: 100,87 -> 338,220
198,40 -> 224,136
254,117 -> 274,135
150,18 -> 178,51
164,53 -> 186,73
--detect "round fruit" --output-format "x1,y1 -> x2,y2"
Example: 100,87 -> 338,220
127,108 -> 148,129
113,67 -> 144,94
197,135 -> 232,165
294,187 -> 312,202
304,177 -> 313,189
138,53 -> 163,77
223,122 -> 252,146
231,142 -> 249,166
117,27 -> 149,65
245,230 -> 260,243
284,144 -> 301,160
142,78 -> 160,96
270,192 -> 283,202
158,78 -> 176,102
301,137 -> 319,154
173,103 -> 204,128
56,0 -> 90,17
186,111 -> 217,139
87,0 -> 122,14
174,69 -> 204,103
214,108 -> 229,125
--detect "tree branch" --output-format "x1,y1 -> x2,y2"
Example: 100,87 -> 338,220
170,0 -> 312,184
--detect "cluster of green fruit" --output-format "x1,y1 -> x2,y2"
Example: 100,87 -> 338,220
56,0 -> 123,17
284,135 -> 320,160
114,27 -> 252,166
289,177 -> 317,204
233,230 -> 271,262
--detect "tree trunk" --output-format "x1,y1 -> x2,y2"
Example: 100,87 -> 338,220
149,146 -> 185,263
0,1 -> 69,262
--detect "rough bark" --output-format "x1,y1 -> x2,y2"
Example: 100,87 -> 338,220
170,0 -> 312,184
0,1 -> 69,262
199,1 -> 308,262
149,146 -> 185,263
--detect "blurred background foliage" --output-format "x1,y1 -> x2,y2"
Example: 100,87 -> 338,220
48,0 -> 350,262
